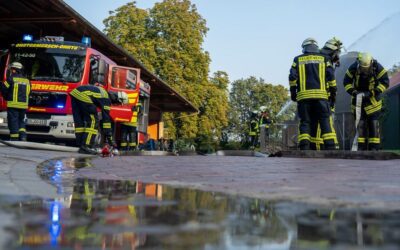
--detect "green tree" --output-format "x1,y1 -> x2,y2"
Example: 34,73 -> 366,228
388,62 -> 400,77
228,77 -> 290,143
103,2 -> 156,71
196,71 -> 230,151
104,0 -> 229,149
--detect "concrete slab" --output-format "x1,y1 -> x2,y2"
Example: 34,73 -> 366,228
216,150 -> 267,157
281,150 -> 400,160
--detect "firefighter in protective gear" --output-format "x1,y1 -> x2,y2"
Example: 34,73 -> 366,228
289,38 -> 337,150
321,37 -> 343,68
310,37 -> 342,150
343,52 -> 389,150
249,110 -> 259,149
0,62 -> 31,141
70,84 -> 114,154
120,102 -> 142,151
259,109 -> 272,143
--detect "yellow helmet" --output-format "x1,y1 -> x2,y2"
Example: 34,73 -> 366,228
358,52 -> 373,73
324,37 -> 342,51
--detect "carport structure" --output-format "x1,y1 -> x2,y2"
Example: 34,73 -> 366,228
0,0 -> 197,138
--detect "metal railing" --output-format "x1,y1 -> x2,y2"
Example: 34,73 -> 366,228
259,122 -> 298,153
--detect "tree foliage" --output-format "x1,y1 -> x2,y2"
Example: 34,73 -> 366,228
228,77 -> 291,142
388,62 -> 400,77
103,0 -> 229,150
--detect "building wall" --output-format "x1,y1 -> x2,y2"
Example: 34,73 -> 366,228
382,84 -> 400,149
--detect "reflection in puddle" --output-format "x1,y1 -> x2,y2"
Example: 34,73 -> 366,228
0,158 -> 399,249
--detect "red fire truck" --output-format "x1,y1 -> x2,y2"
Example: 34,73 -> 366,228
0,35 -> 150,145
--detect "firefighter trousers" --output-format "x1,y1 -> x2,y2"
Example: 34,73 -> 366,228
297,100 -> 336,150
71,97 -> 99,148
310,115 -> 338,150
120,124 -> 138,150
250,135 -> 258,148
7,107 -> 27,141
356,109 -> 381,151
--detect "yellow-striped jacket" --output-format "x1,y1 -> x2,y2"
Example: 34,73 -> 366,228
289,53 -> 336,101
1,74 -> 31,109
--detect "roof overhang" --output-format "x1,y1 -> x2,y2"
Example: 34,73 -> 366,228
0,0 -> 197,113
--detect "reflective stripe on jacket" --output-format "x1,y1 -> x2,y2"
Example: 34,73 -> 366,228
289,53 -> 336,101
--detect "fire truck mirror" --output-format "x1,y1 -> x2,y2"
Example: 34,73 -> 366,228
96,59 -> 107,85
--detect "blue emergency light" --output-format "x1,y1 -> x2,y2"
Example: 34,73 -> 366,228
81,36 -> 91,47
22,34 -> 33,42
57,104 -> 64,109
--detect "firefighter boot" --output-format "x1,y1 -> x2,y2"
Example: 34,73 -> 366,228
299,140 -> 310,150
78,145 -> 99,155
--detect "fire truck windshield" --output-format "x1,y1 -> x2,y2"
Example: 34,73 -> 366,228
10,47 -> 86,83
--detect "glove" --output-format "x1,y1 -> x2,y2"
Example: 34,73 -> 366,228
351,90 -> 358,97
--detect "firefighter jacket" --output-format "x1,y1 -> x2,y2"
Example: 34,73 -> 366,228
259,115 -> 272,128
70,85 -> 112,131
343,60 -> 389,115
122,102 -> 142,127
249,118 -> 259,136
1,74 -> 31,109
289,52 -> 336,102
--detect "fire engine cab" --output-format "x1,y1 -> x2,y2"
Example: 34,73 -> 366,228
0,35 -> 150,145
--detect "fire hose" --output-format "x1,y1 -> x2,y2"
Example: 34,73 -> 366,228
351,93 -> 365,151
0,138 -> 79,152
0,138 -> 118,157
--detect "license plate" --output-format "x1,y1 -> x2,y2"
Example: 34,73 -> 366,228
27,119 -> 47,126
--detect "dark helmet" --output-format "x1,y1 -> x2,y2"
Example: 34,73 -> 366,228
302,37 -> 318,48
302,37 -> 319,53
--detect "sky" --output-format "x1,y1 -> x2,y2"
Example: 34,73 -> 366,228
64,0 -> 400,87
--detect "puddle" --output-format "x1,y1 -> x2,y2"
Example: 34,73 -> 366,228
0,158 -> 399,249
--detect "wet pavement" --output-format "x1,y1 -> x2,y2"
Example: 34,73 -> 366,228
1,145 -> 400,249
77,155 -> 400,209
0,157 -> 399,249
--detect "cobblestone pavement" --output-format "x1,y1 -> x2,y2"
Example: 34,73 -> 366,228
76,155 -> 400,210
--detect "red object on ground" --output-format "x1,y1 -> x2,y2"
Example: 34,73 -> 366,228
101,145 -> 111,157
